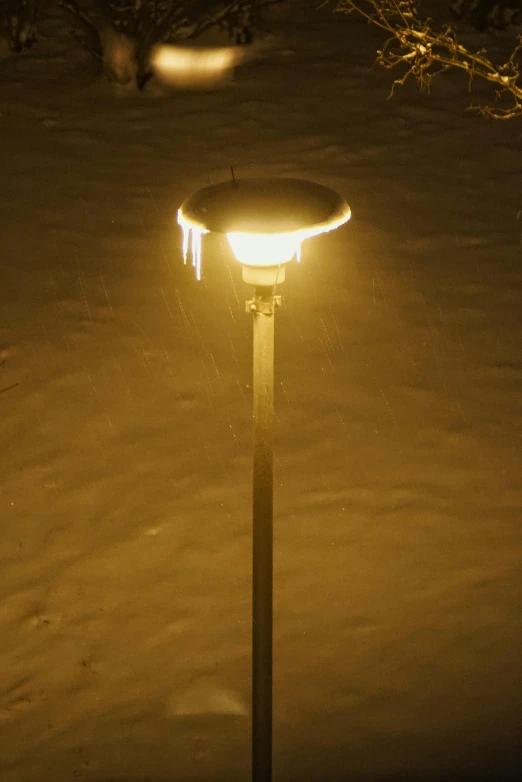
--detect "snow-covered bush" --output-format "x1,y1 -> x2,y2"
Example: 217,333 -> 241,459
1,0 -> 41,52
58,0 -> 275,88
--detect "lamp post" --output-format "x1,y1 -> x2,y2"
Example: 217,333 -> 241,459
178,177 -> 350,782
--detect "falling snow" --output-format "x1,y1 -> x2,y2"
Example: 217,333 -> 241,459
0,2 -> 521,782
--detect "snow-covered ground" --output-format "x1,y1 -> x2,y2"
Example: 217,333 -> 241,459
0,2 -> 521,781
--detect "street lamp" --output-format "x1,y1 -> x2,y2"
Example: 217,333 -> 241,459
178,177 -> 350,782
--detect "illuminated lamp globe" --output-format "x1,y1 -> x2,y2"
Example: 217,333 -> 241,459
178,178 -> 351,286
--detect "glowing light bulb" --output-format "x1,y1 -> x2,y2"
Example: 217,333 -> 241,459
226,232 -> 300,266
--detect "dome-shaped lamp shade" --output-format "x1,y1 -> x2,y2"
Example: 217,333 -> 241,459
178,178 -> 351,282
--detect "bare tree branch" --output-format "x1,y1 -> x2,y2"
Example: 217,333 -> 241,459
58,0 -> 104,56
335,1 -> 522,118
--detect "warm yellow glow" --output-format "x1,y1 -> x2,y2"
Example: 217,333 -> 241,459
177,201 -> 350,279
151,44 -> 243,88
227,232 -> 299,266
226,203 -> 351,266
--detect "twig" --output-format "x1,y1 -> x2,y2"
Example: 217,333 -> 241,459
0,382 -> 19,394
336,1 -> 522,118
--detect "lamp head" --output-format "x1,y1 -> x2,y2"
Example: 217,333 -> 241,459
178,178 -> 351,284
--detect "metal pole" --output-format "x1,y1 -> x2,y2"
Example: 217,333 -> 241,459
249,285 -> 276,782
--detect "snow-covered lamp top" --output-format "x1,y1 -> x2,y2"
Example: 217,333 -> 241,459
178,178 -> 351,284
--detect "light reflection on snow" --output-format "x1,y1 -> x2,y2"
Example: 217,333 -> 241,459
151,44 -> 244,89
